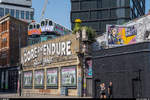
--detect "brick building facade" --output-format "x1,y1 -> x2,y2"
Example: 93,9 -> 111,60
0,14 -> 28,92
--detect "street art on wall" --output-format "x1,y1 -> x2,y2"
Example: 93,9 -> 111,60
61,66 -> 76,87
47,68 -> 58,88
107,25 -> 137,46
34,70 -> 44,87
85,59 -> 92,78
23,71 -> 32,87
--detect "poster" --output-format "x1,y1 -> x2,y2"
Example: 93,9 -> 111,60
86,59 -> 92,78
34,70 -> 44,86
107,25 -> 137,46
23,71 -> 32,87
61,66 -> 76,87
47,68 -> 58,87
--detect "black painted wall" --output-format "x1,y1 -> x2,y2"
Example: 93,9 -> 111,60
92,42 -> 150,98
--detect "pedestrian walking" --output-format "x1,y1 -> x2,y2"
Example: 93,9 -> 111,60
108,81 -> 113,98
100,83 -> 106,99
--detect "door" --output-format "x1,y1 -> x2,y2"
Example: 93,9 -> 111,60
95,79 -> 101,98
86,79 -> 92,97
132,79 -> 142,98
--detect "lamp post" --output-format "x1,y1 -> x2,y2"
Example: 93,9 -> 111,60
19,64 -> 22,96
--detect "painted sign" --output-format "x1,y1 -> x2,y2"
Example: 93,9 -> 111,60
23,71 -> 32,87
107,25 -> 137,46
61,66 -> 76,87
34,70 -> 44,87
86,59 -> 92,78
47,68 -> 58,87
21,34 -> 80,67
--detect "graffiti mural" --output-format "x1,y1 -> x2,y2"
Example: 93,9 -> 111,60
107,25 -> 137,46
86,59 -> 92,78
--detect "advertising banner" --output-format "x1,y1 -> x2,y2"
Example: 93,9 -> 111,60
34,70 -> 44,87
107,25 -> 137,46
61,66 -> 76,87
23,71 -> 32,87
47,68 -> 58,87
86,59 -> 92,78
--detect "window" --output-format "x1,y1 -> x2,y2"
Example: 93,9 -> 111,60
111,9 -> 117,18
21,11 -> 24,19
26,11 -> 29,20
102,0 -> 110,8
29,25 -> 33,29
30,12 -> 34,20
80,12 -> 89,20
116,8 -> 125,18
102,10 -> 110,19
90,11 -> 97,20
71,12 -> 80,22
10,9 -> 14,17
2,21 -> 7,32
1,38 -> 7,48
49,21 -> 52,26
72,2 -> 80,10
0,8 -> 4,17
16,10 -> 19,19
5,8 -> 9,15
41,21 -> 45,26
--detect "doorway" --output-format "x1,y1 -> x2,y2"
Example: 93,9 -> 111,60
95,79 -> 101,98
132,79 -> 142,98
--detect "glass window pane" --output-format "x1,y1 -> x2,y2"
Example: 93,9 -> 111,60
81,1 -> 89,10
30,12 -> 34,20
71,12 -> 80,22
26,11 -> 29,20
72,2 -> 80,10
102,0 -> 109,8
80,12 -> 89,20
90,11 -> 97,20
10,9 -> 14,17
5,8 -> 9,15
102,10 -> 110,19
0,8 -> 4,17
16,10 -> 19,19
21,11 -> 24,19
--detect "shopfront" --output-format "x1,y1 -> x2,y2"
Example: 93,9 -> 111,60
21,34 -> 83,96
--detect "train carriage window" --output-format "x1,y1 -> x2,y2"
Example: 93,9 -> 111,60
29,25 -> 33,29
41,21 -> 45,26
37,24 -> 40,29
45,20 -> 48,26
49,21 -> 52,26
34,24 -> 36,29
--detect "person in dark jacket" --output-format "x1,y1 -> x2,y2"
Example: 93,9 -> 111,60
108,81 -> 113,98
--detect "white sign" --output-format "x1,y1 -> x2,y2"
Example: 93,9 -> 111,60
22,40 -> 72,64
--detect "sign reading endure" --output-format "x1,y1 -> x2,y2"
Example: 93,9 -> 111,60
21,34 -> 80,67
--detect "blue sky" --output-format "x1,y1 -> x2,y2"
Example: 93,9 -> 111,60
33,0 -> 150,30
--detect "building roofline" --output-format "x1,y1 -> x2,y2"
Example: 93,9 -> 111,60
0,14 -> 29,24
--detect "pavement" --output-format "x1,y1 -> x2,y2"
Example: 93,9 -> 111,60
0,93 -> 93,98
